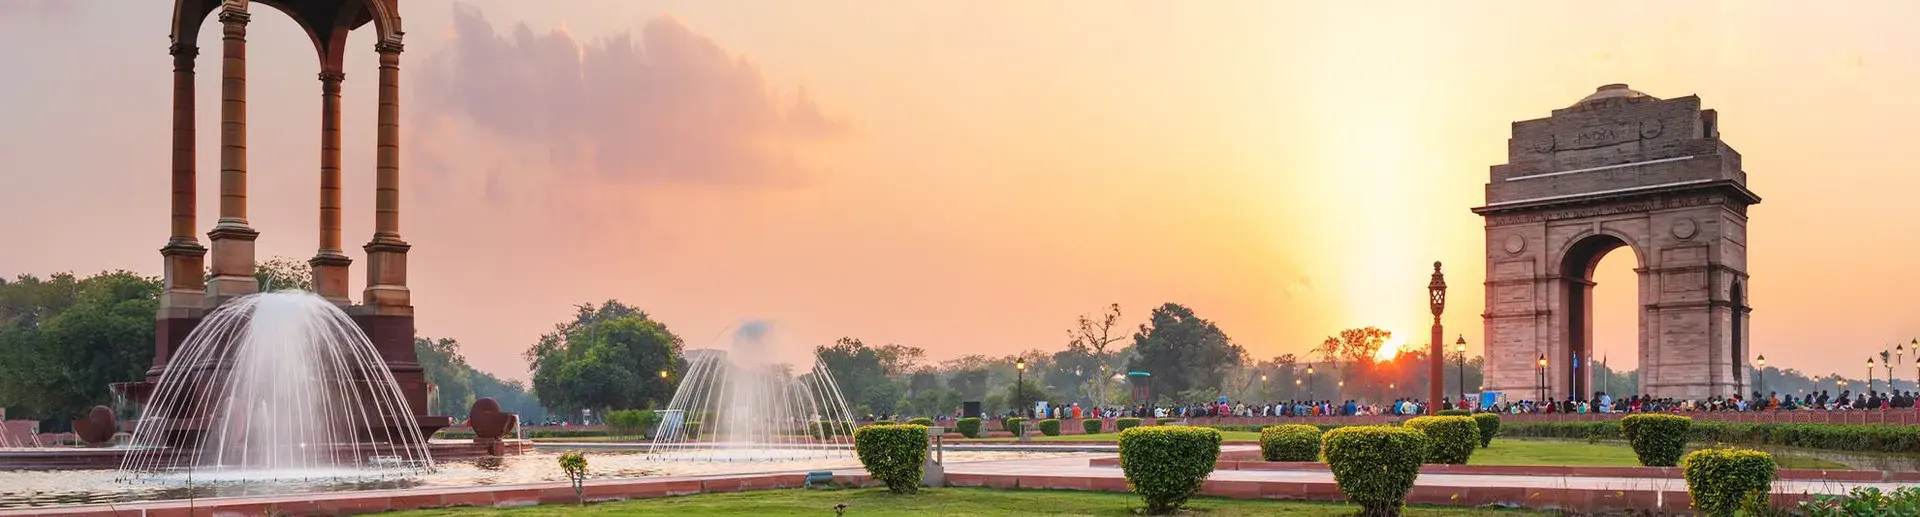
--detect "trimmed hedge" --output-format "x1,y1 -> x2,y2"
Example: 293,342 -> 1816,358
1471,413 -> 1500,447
1436,409 -> 1471,416
1084,419 -> 1105,434
1038,419 -> 1062,436
853,424 -> 930,494
1404,416 -> 1479,465
1500,421 -> 1920,454
604,409 -> 659,436
1683,448 -> 1776,516
906,417 -> 935,427
956,417 -> 983,438
1004,417 -> 1027,435
1622,414 -> 1693,467
1116,418 -> 1143,432
1258,424 -> 1322,462
1155,417 -> 1179,426
810,420 -> 855,439
1324,426 -> 1428,516
1117,426 -> 1222,514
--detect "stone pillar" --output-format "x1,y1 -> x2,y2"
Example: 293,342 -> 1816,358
157,43 -> 207,376
205,2 -> 259,302
362,40 -> 410,311
311,70 -> 352,303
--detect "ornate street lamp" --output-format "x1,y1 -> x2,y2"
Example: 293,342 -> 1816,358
1306,363 -> 1315,402
1428,261 -> 1447,414
1537,353 -> 1549,402
1898,344 -> 1906,389
1454,335 -> 1468,403
1016,358 -> 1028,417
1756,355 -> 1765,394
1868,358 -> 1876,393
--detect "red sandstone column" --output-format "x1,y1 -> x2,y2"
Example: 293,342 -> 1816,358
311,70 -> 352,303
362,40 -> 410,311
160,43 -> 206,315
206,3 -> 259,301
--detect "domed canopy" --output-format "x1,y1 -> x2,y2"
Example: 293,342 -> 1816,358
1573,84 -> 1654,106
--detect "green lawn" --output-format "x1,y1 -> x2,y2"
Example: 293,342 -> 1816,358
1471,438 -> 1846,469
957,431 -> 1261,442
382,487 -> 1539,516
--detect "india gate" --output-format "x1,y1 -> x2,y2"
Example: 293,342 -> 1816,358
1474,84 -> 1761,402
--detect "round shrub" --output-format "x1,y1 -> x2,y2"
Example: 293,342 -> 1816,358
1259,424 -> 1323,462
906,417 -> 934,427
1404,416 -> 1480,465
1155,417 -> 1179,426
956,417 -> 983,438
1683,448 -> 1776,516
1039,418 -> 1062,436
1118,426 -> 1222,514
853,424 -> 930,494
1471,413 -> 1500,447
1436,409 -> 1471,416
1324,426 -> 1429,517
1083,419 -> 1105,434
1004,417 -> 1027,435
1116,417 -> 1142,432
1622,414 -> 1693,467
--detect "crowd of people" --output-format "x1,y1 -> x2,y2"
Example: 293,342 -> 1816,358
926,388 -> 1920,422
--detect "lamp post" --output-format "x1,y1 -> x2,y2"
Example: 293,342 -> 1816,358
1428,261 -> 1448,414
1306,363 -> 1316,402
1868,358 -> 1876,393
1454,335 -> 1468,404
1016,358 -> 1028,418
1537,353 -> 1548,403
1897,344 -> 1906,391
1756,355 -> 1766,395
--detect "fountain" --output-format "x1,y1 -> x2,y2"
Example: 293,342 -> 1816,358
117,292 -> 434,482
648,320 -> 860,461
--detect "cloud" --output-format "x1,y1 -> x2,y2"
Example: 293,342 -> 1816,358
414,4 -> 848,189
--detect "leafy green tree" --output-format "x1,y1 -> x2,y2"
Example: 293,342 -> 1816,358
416,336 -> 476,416
252,257 -> 314,292
525,301 -> 683,414
816,338 -> 893,415
1125,303 -> 1245,399
0,272 -> 158,427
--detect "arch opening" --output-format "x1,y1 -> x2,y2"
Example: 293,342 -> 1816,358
1559,234 -> 1640,403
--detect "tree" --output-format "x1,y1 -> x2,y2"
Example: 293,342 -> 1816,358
416,336 -> 476,416
1124,303 -> 1245,399
0,272 -> 158,427
526,301 -> 684,414
1068,303 -> 1127,369
252,257 -> 314,292
816,337 -> 894,416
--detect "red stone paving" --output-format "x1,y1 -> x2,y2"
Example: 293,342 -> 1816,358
3,453 -> 1901,516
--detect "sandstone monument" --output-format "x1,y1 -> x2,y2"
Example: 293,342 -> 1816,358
1474,84 -> 1761,402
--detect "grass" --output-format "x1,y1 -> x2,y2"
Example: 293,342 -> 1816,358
1471,438 -> 1847,469
957,431 -> 1262,442
381,487 -> 1540,516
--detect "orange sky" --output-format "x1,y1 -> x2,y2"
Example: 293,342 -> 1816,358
2,1 -> 1917,381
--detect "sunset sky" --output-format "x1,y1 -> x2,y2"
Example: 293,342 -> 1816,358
2,1 -> 1917,382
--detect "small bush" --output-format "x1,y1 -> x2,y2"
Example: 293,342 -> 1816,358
1471,413 -> 1500,447
1324,426 -> 1428,517
1683,448 -> 1776,516
1259,424 -> 1322,462
1039,419 -> 1062,436
1622,414 -> 1692,466
1116,418 -> 1142,432
1118,426 -> 1222,514
906,417 -> 935,427
558,451 -> 588,505
1404,416 -> 1479,465
1436,409 -> 1470,416
1004,417 -> 1027,435
1799,486 -> 1920,516
603,409 -> 658,437
1084,419 -> 1105,434
853,424 -> 930,494
956,417 -> 983,438
1155,417 -> 1178,426
810,420 -> 854,439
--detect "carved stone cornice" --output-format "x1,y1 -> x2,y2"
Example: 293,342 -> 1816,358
318,71 -> 346,92
374,40 -> 404,55
217,8 -> 250,25
169,44 -> 198,58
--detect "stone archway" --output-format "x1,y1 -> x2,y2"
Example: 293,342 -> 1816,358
1474,84 -> 1761,402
